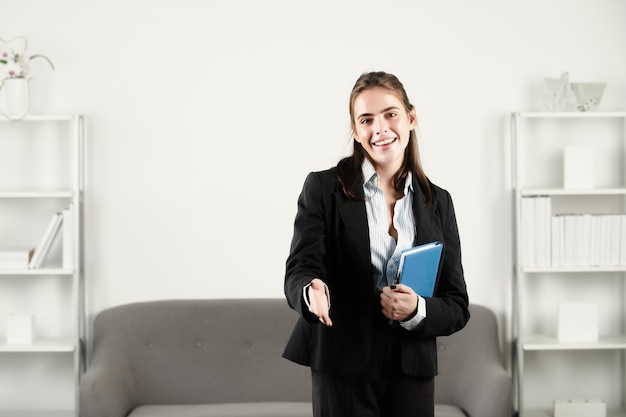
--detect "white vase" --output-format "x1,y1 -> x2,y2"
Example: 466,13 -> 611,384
0,78 -> 31,120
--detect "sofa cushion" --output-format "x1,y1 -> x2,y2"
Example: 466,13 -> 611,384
127,402 -> 313,417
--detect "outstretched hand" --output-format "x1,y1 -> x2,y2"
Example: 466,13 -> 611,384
309,278 -> 333,326
380,284 -> 418,322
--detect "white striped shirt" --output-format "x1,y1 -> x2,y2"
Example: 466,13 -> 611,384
362,159 -> 416,289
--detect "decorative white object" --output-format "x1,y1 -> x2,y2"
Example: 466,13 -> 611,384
0,35 -> 54,120
571,82 -> 606,112
0,77 -> 30,120
544,72 -> 578,111
563,145 -> 594,189
554,399 -> 606,417
6,313 -> 35,344
557,301 -> 598,342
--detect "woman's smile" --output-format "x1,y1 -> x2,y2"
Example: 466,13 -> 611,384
372,136 -> 398,147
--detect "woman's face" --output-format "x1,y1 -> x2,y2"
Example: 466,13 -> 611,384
352,87 -> 417,173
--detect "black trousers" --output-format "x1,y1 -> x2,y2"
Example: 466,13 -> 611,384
311,321 -> 435,417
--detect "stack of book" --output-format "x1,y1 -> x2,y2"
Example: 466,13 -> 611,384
521,196 -> 626,268
0,247 -> 35,269
552,213 -> 625,267
0,206 -> 74,270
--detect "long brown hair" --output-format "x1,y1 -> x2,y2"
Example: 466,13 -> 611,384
334,71 -> 433,206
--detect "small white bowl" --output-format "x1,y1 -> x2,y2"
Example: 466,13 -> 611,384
570,82 -> 606,111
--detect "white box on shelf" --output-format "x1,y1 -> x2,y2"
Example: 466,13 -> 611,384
563,145 -> 594,189
6,313 -> 35,344
557,301 -> 598,342
554,399 -> 605,417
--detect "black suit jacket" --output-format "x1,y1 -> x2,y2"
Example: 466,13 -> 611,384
283,166 -> 469,378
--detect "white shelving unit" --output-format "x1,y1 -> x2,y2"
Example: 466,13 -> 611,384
512,111 -> 626,417
0,114 -> 84,417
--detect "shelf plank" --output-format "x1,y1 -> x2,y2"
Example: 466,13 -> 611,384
523,334 -> 626,351
0,268 -> 73,276
521,266 -> 626,273
0,411 -> 74,417
0,114 -> 76,122
521,408 -> 626,417
0,338 -> 75,353
516,111 -> 626,118
0,191 -> 74,199
520,188 -> 626,196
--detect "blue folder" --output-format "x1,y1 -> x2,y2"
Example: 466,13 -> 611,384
396,241 -> 443,297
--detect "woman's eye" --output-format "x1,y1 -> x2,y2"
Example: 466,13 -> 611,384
360,118 -> 372,125
387,112 -> 397,118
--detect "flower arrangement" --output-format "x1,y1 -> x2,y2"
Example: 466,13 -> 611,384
0,36 -> 54,80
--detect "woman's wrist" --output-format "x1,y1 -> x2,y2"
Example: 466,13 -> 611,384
401,296 -> 419,322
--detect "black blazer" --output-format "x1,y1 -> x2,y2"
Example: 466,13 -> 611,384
283,165 -> 469,378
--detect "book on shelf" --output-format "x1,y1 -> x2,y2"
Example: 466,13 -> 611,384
521,197 -> 536,267
62,205 -> 74,269
28,211 -> 63,269
0,247 -> 35,269
621,217 -> 626,266
551,215 -> 563,267
395,241 -> 443,297
535,196 -> 551,267
521,196 -> 551,267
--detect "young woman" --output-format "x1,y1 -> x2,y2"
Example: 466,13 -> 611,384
283,71 -> 470,417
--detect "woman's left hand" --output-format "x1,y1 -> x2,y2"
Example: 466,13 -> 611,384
380,284 -> 418,322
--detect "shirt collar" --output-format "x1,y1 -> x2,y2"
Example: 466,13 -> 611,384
361,159 -> 414,194
362,158 -> 377,188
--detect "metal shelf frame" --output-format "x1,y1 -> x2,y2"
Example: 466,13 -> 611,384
511,111 -> 626,417
0,114 -> 85,417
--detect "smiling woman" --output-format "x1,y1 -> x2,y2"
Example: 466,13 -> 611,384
282,71 -> 470,417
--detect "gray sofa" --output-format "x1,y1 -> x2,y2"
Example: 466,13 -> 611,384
79,299 -> 512,417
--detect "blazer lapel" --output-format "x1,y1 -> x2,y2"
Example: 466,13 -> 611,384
335,182 -> 371,271
412,180 -> 442,245
334,177 -> 442,278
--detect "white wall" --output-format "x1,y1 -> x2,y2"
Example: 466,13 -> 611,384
2,0 -> 625,350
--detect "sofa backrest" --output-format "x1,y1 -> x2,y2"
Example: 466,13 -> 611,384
90,299 -> 509,413
90,299 -> 311,404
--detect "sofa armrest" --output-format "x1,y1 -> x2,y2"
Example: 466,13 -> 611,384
80,350 -> 138,417
435,305 -> 513,417
449,361 -> 512,417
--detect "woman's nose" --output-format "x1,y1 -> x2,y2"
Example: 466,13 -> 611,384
375,119 -> 388,135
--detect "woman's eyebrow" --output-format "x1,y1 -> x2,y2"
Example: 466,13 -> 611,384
357,106 -> 400,119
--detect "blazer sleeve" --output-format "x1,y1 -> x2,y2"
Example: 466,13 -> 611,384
284,172 -> 328,322
421,188 -> 470,337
